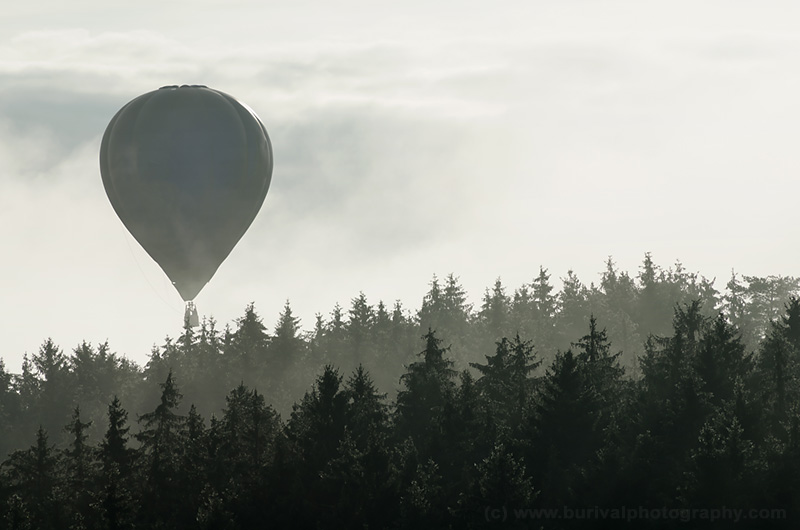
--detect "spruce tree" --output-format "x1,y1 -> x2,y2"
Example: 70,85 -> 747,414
458,443 -> 537,529
470,334 -> 539,430
229,303 -> 270,387
347,292 -> 375,369
135,371 -> 186,529
476,278 -> 511,354
3,427 -> 65,530
395,330 -> 457,458
62,407 -> 95,528
557,269 -> 592,350
528,350 -> 599,507
270,300 -> 304,378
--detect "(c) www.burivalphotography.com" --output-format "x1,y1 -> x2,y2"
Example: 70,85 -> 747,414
484,505 -> 787,524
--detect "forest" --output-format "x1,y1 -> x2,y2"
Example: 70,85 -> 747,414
1,254 -> 799,529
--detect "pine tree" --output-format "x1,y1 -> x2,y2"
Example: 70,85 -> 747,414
29,339 -> 72,442
228,303 -> 270,386
323,303 -> 348,369
68,341 -> 140,445
398,458 -> 445,530
596,257 -> 641,365
319,368 -> 397,530
695,314 -> 754,407
759,408 -> 800,521
3,494 -> 33,530
418,275 -> 444,334
135,371 -> 186,529
557,269 -> 592,353
371,300 -> 399,389
757,298 -> 800,438
287,365 -> 348,477
685,409 -> 755,508
458,443 -> 537,528
97,396 -> 136,530
345,365 -> 389,447
217,384 -> 281,487
0,359 -> 23,459
3,427 -> 64,530
724,270 -> 749,334
347,292 -> 375,369
573,315 -> 624,406
265,300 -> 306,412
476,278 -> 511,353
270,300 -> 304,377
470,334 -> 539,429
185,317 -> 226,416
283,365 -> 349,527
176,404 -> 207,529
529,350 -> 600,507
418,274 -> 473,364
395,330 -> 457,458
633,302 -> 716,505
636,252 -> 672,337
439,370 -> 489,490
62,407 -> 96,528
531,267 -> 558,354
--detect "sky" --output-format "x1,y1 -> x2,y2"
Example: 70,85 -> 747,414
1,1 -> 799,372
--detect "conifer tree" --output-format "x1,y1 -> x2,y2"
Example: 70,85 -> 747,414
439,370 -> 488,489
0,359 -> 22,459
685,409 -> 755,508
345,365 -> 389,447
573,315 -> 624,407
528,350 -> 600,507
319,368 -> 398,530
97,396 -> 136,530
29,339 -> 72,443
398,458 -> 445,530
695,314 -> 754,407
323,304 -> 348,370
229,303 -> 270,386
557,270 -> 592,349
476,278 -> 511,353
418,274 -> 473,363
470,334 -> 539,429
531,266 -> 558,354
757,298 -> 800,438
3,494 -> 33,530
458,443 -> 537,528
395,330 -> 457,458
62,407 -> 95,528
270,300 -> 304,378
3,427 -> 64,530
347,292 -> 375,368
135,371 -> 186,529
287,365 -> 348,477
176,404 -> 207,528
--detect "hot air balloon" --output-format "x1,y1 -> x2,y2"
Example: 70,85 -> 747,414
100,85 -> 273,325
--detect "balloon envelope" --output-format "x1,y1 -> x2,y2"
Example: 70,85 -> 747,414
100,85 -> 272,301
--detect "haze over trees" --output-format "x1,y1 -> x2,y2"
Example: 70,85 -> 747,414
0,254 -> 798,529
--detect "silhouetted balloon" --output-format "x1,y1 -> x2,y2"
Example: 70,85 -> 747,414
100,85 -> 272,301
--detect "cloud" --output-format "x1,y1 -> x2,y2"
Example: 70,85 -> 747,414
3,15 -> 800,372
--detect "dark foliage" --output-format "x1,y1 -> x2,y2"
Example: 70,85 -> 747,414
1,257 -> 799,528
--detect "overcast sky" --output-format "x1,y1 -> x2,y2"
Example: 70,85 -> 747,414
2,1 -> 799,372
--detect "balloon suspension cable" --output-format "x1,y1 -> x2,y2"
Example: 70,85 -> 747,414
120,228 -> 182,315
184,301 -> 200,328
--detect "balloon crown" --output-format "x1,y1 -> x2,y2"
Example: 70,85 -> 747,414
159,85 -> 209,90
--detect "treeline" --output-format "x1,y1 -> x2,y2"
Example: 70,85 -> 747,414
1,303 -> 800,528
0,255 -> 798,528
2,255 -> 796,451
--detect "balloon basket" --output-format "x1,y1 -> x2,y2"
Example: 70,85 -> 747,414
185,301 -> 199,328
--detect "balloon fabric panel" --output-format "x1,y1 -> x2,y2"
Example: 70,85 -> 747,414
100,85 -> 273,301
